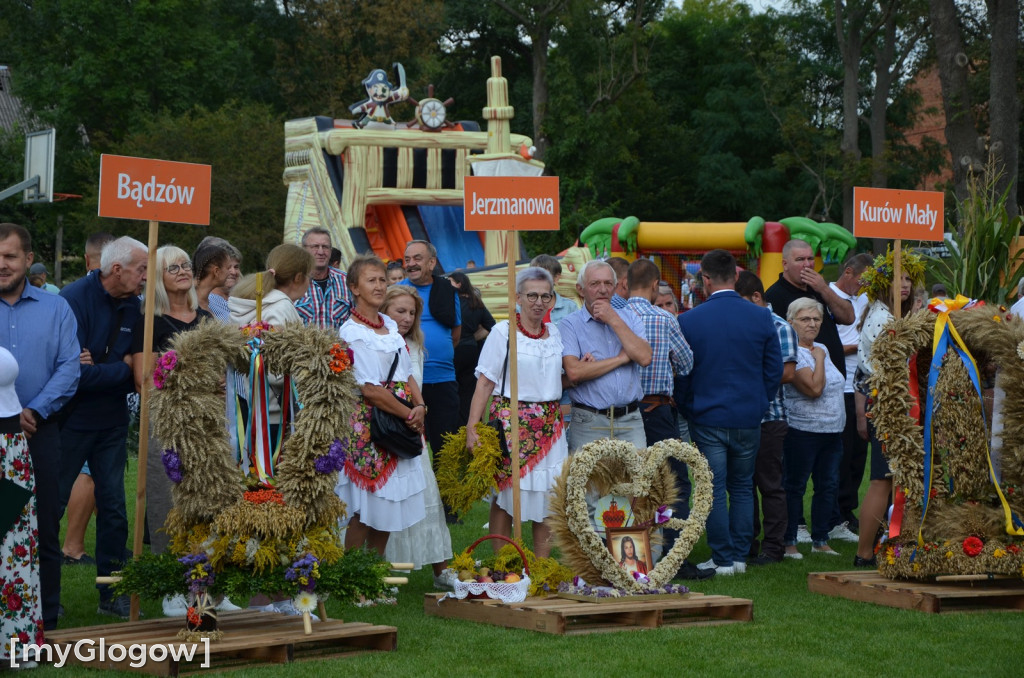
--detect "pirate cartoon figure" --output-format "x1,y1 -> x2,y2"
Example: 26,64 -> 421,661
349,63 -> 409,128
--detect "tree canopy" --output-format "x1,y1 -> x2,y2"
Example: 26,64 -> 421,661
0,0 -> 1019,274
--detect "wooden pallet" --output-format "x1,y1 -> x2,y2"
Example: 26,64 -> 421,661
43,609 -> 397,676
424,592 -> 752,635
808,570 -> 1024,613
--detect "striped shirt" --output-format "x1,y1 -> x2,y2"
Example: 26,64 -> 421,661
294,267 -> 352,329
763,310 -> 798,422
625,296 -> 693,396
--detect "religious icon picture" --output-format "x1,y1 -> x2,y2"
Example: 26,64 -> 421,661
606,527 -> 652,576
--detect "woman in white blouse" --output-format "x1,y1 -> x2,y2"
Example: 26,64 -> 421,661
334,255 -> 426,556
465,267 -> 567,557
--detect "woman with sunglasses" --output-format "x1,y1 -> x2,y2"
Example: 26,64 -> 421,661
465,267 -> 566,556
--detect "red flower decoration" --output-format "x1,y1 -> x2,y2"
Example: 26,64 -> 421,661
962,536 -> 984,557
13,544 -> 27,558
244,488 -> 286,506
7,593 -> 22,611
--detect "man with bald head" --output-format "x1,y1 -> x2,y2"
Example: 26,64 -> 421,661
764,239 -> 853,378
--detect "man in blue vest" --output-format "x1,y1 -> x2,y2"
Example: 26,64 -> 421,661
400,240 -> 461,519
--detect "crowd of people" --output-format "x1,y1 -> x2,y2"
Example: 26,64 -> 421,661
0,219 -> 962,665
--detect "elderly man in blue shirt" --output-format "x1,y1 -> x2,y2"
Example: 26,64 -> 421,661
560,260 -> 651,450
0,222 -> 80,631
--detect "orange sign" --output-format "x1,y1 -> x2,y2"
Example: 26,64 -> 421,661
853,187 -> 944,241
98,154 -> 211,225
464,176 -> 560,231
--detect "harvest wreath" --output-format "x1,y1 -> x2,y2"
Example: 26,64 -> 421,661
436,423 -> 504,516
113,320 -> 389,618
548,438 -> 713,592
869,304 -> 1024,579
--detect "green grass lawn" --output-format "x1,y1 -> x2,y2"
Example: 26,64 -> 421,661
34,457 -> 1024,678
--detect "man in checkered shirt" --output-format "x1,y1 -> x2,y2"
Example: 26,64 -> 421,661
624,259 -> 711,581
294,228 -> 352,329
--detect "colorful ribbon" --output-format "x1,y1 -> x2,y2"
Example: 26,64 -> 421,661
918,297 -> 1024,553
246,336 -> 276,486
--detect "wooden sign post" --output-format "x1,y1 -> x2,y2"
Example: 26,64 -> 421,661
853,187 -> 945,318
98,154 -> 211,620
465,174 -> 559,542
464,57 -> 557,543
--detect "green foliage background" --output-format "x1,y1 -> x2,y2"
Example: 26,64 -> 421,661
0,0 -> 1020,280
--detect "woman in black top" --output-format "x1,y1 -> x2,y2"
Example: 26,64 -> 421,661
449,271 -> 495,424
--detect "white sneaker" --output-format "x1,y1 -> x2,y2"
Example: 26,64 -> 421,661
713,565 -> 736,575
215,596 -> 242,611
796,525 -> 812,543
696,558 -> 718,570
433,568 -> 459,590
811,545 -> 842,556
162,593 -> 189,617
732,562 -> 747,574
784,550 -> 803,560
828,521 -> 859,542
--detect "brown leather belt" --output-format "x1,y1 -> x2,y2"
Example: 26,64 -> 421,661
640,394 -> 675,412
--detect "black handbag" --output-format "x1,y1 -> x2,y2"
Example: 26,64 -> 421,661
484,336 -> 510,456
369,353 -> 423,460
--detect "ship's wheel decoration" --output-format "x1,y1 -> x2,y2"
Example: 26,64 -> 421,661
408,85 -> 455,132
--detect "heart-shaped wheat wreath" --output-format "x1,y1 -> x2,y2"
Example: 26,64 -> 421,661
548,438 -> 713,592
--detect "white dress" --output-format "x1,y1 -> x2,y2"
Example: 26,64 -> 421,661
475,320 -> 568,522
385,340 -> 453,569
334,316 -> 426,532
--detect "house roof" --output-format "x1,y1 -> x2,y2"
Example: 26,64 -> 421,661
0,65 -> 36,134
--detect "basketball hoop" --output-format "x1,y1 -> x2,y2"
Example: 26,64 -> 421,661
53,193 -> 82,202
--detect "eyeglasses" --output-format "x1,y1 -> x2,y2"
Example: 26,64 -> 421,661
166,262 -> 193,274
522,292 -> 554,303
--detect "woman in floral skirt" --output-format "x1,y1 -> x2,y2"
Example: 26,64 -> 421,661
1,346 -> 43,668
465,267 -> 567,557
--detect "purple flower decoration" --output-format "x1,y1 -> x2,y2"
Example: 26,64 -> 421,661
178,553 -> 213,594
314,438 -> 347,474
285,553 -> 320,592
162,449 -> 183,484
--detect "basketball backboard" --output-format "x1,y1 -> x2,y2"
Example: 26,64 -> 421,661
23,128 -> 54,204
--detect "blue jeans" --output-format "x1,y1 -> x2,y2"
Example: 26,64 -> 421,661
783,427 -> 843,546
690,424 -> 760,566
59,425 -> 130,602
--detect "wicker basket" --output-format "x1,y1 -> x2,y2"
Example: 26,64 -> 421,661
449,534 -> 532,603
